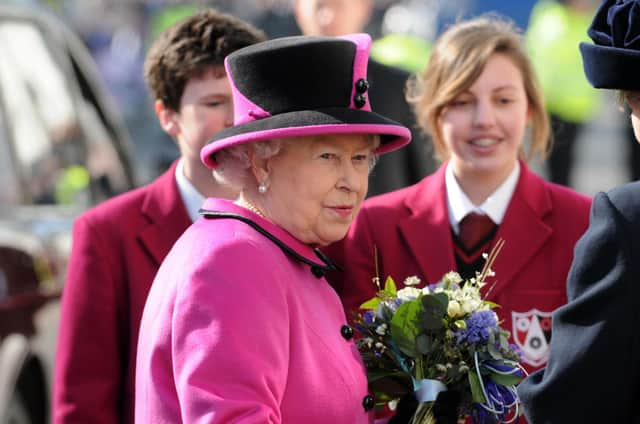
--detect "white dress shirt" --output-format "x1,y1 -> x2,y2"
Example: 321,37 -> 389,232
175,159 -> 206,223
446,161 -> 520,235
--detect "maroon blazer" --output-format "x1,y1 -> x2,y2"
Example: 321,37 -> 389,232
325,162 -> 591,373
53,161 -> 191,424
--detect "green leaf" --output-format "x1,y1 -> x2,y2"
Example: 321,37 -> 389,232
359,297 -> 381,310
383,276 -> 397,295
390,300 -> 421,357
367,369 -> 412,384
483,300 -> 500,309
488,371 -> 523,387
468,371 -> 487,404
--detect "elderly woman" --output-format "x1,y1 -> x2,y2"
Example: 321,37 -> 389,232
134,33 -> 410,423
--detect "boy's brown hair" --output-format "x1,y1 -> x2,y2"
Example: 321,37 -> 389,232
144,9 -> 266,111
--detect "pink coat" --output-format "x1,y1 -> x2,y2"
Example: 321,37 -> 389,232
325,162 -> 591,373
135,198 -> 373,423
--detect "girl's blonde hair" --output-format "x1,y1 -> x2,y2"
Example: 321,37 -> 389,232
406,15 -> 550,162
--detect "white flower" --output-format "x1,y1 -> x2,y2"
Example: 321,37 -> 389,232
442,271 -> 463,285
375,323 -> 388,335
447,300 -> 462,317
388,399 -> 399,411
404,276 -> 422,286
462,298 -> 481,314
397,286 -> 422,301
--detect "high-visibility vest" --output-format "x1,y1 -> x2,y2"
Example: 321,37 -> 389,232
526,0 -> 601,123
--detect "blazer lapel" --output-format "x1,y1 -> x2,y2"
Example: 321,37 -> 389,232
138,161 -> 192,266
398,165 -> 457,284
491,163 -> 552,293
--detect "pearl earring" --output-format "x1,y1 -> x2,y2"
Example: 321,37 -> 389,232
258,182 -> 267,194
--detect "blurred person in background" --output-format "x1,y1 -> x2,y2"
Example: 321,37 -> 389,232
135,32 -> 411,423
526,0 -> 602,187
292,0 -> 436,196
519,0 -> 640,421
53,10 -> 265,423
325,14 -> 591,388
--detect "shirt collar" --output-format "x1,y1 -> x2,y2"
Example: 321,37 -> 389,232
175,159 -> 205,223
446,161 -> 520,234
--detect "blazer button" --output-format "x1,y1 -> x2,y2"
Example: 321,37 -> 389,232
362,394 -> 375,411
340,324 -> 354,340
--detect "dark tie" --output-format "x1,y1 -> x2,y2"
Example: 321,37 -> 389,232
458,212 -> 496,250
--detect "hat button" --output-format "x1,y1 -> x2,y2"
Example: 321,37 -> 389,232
340,324 -> 353,340
362,394 -> 375,411
354,93 -> 367,109
355,78 -> 369,93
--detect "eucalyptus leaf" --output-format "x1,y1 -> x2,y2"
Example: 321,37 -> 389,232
390,301 -> 421,357
430,292 -> 450,310
420,311 -> 443,331
416,333 -> 433,355
420,294 -> 447,330
488,342 -> 502,360
499,333 -> 510,350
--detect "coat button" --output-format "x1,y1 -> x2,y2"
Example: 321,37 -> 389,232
354,93 -> 366,108
355,78 -> 369,93
362,394 -> 375,411
340,324 -> 353,340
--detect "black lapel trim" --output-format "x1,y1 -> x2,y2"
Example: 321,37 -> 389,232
199,209 -> 342,278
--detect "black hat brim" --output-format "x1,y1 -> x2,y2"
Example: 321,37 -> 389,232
580,41 -> 640,90
201,107 -> 411,168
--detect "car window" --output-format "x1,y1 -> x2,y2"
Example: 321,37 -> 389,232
0,18 -> 131,210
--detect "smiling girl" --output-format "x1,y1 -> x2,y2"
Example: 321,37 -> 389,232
326,16 -> 592,377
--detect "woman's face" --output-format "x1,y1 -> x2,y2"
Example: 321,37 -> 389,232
263,133 -> 376,246
438,53 -> 530,183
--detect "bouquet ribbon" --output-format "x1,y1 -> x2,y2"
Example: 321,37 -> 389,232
414,379 -> 447,402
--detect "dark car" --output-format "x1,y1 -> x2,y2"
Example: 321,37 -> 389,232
0,4 -> 135,423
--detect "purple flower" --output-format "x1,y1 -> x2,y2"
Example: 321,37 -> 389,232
455,310 -> 497,344
363,310 -> 375,324
509,343 -> 524,361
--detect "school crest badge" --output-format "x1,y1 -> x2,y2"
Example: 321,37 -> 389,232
512,309 -> 553,367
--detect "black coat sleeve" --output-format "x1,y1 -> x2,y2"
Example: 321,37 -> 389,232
517,182 -> 640,423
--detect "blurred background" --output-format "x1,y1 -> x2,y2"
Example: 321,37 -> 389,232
9,0 -> 629,196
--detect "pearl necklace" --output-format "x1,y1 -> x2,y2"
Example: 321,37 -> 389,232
237,199 -> 266,218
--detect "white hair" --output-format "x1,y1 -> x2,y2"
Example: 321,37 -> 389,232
212,140 -> 283,190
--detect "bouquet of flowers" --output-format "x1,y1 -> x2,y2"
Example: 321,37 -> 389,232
353,240 -> 524,423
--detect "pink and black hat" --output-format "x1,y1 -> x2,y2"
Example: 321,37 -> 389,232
201,33 -> 411,169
